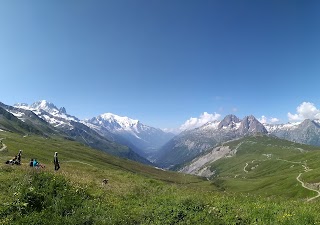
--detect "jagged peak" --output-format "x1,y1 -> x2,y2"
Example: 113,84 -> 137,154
242,115 -> 259,121
59,107 -> 67,114
218,114 -> 241,129
239,115 -> 267,134
298,119 -> 319,128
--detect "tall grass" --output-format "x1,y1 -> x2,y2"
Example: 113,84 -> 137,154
1,133 -> 320,224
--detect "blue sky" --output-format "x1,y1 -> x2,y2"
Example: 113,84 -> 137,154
1,0 -> 320,129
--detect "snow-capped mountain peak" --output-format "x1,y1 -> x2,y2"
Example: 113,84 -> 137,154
14,100 -> 78,129
264,121 -> 301,133
15,100 -> 72,118
99,113 -> 139,129
30,100 -> 60,114
84,112 -> 175,158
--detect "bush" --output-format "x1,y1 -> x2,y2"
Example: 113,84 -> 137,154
0,172 -> 95,224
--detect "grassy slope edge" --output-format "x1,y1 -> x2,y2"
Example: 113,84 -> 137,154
1,132 -> 320,224
209,136 -> 320,198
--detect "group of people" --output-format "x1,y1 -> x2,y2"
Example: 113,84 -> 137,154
5,150 -> 22,165
5,150 -> 60,171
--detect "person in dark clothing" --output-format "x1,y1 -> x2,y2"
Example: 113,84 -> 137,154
5,155 -> 18,165
17,150 -> 22,165
54,152 -> 60,171
29,159 -> 34,167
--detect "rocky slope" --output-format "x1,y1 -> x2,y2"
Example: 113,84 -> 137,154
4,101 -> 150,164
83,113 -> 174,159
155,115 -> 267,168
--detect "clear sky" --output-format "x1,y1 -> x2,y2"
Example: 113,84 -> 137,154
1,0 -> 320,130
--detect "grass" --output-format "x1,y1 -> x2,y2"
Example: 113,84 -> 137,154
209,136 -> 320,198
1,132 -> 320,224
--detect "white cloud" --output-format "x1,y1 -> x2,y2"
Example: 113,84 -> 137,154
162,128 -> 180,134
288,102 -> 320,121
258,115 -> 279,124
270,117 -> 280,123
288,112 -> 302,121
179,112 -> 221,131
258,115 -> 267,124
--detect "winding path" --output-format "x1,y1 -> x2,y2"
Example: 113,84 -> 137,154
243,157 -> 320,201
276,158 -> 302,164
296,173 -> 320,201
277,158 -> 319,201
62,160 -> 94,167
243,163 -> 249,173
0,138 -> 7,152
0,143 -> 7,152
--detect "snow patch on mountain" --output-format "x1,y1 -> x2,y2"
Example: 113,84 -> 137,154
264,122 -> 301,133
85,112 -> 175,157
100,113 -> 139,128
200,121 -> 220,130
8,111 -> 26,121
14,100 -> 78,129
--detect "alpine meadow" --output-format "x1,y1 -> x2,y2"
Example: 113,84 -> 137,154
1,1 -> 320,224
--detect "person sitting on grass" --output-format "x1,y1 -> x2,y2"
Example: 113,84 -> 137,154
31,159 -> 45,168
5,155 -> 19,165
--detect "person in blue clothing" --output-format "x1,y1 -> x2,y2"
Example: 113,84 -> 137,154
30,158 -> 45,168
33,159 -> 39,167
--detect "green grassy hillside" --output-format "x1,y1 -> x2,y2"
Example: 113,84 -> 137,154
0,107 -> 44,135
1,132 -> 320,224
209,135 -> 320,198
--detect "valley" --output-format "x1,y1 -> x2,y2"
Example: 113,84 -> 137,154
181,135 -> 320,199
1,101 -> 320,224
2,0 -> 319,223
1,131 -> 320,224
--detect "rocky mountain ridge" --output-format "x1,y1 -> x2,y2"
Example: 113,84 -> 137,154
2,101 -> 150,164
11,100 -> 173,161
4,100 -> 320,170
155,114 -> 267,168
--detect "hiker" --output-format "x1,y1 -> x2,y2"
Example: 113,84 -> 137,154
31,159 -> 45,168
29,159 -> 34,167
17,150 -> 22,165
54,152 -> 60,171
33,159 -> 39,167
5,155 -> 19,165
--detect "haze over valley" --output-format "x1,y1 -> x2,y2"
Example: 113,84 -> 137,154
1,0 -> 320,224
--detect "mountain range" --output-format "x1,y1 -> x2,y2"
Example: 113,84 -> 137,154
83,113 -> 174,160
155,115 -> 268,168
0,100 -> 170,164
155,114 -> 320,169
2,100 -> 320,170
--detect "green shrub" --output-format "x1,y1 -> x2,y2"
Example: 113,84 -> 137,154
0,172 -> 95,224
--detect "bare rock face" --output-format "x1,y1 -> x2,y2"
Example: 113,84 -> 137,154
267,119 -> 320,146
218,114 -> 241,129
238,115 -> 268,135
156,115 -> 268,168
59,107 -> 67,114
